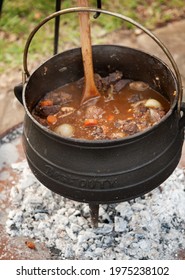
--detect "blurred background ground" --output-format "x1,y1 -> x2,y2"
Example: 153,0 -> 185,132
0,0 -> 185,135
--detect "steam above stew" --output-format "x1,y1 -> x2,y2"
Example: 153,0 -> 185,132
32,71 -> 170,140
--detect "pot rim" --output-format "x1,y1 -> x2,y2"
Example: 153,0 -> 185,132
22,45 -> 179,147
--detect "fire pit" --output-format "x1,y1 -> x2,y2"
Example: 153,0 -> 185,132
14,7 -> 185,226
0,125 -> 185,259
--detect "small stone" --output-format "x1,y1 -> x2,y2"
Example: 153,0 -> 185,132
138,240 -> 150,251
64,244 -> 74,259
95,247 -> 103,256
81,243 -> 88,250
115,202 -> 133,220
65,226 -> 77,241
95,224 -> 113,234
132,203 -> 145,211
82,205 -> 90,217
71,223 -> 81,233
114,216 -> 128,232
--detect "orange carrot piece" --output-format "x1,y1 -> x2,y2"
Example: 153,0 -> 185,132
107,114 -> 114,121
84,119 -> 98,127
47,115 -> 57,124
40,99 -> 53,107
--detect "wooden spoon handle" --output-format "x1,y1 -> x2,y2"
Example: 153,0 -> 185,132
78,0 -> 100,104
78,3 -> 94,85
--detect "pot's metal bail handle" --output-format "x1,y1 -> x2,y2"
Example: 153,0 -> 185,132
53,0 -> 61,55
22,7 -> 183,113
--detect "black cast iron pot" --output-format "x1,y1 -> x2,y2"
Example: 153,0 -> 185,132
15,8 -> 185,207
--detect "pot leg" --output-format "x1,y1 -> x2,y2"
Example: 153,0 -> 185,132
89,203 -> 99,228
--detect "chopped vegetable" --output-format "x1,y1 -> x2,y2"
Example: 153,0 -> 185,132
40,99 -> 53,107
47,115 -> 58,124
32,73 -> 170,140
54,124 -> 74,137
107,114 -> 114,121
84,119 -> 98,127
145,99 -> 162,109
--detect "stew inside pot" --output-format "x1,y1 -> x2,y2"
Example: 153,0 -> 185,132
32,71 -> 170,140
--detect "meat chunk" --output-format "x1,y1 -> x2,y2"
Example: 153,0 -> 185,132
91,125 -> 110,140
76,71 -> 123,92
132,102 -> 148,118
101,71 -> 123,91
46,91 -> 72,105
115,119 -> 139,135
94,74 -> 104,91
122,120 -> 139,135
35,104 -> 60,117
131,99 -> 165,124
34,90 -> 72,117
85,105 -> 105,119
149,108 -> 165,123
102,71 -> 123,84
129,81 -> 149,91
77,74 -> 104,91
113,79 -> 131,93
127,93 -> 141,103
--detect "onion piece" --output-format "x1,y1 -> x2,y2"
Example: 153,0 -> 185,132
54,124 -> 74,138
145,99 -> 162,109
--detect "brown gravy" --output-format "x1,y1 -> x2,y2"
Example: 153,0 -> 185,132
32,73 -> 170,140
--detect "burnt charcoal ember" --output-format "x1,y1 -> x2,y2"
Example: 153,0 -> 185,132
85,105 -> 105,119
35,105 -> 61,117
46,91 -> 72,105
113,79 -> 131,93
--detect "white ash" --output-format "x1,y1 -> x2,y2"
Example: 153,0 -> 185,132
6,160 -> 185,260
0,142 -> 19,167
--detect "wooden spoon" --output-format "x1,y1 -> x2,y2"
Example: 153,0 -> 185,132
77,0 -> 101,105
